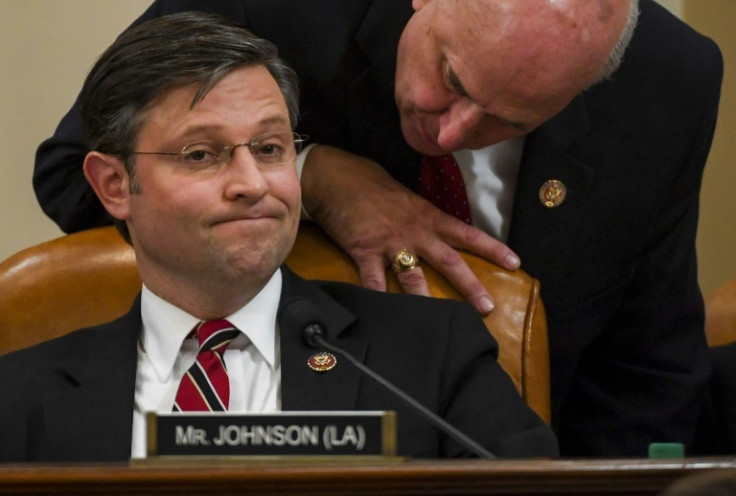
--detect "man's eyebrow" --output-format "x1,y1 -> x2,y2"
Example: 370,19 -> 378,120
259,115 -> 290,127
176,115 -> 291,138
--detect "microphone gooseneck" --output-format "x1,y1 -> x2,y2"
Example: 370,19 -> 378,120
279,297 -> 496,459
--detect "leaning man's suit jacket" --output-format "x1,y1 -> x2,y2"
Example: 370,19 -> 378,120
0,268 -> 557,462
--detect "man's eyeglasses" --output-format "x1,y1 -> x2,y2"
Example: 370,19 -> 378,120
132,131 -> 307,170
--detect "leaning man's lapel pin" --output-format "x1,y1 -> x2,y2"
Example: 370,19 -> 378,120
308,352 -> 337,372
539,179 -> 566,208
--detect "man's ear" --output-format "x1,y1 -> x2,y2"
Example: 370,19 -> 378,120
412,0 -> 430,11
83,151 -> 132,221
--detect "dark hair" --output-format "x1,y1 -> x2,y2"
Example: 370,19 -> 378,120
79,12 -> 300,241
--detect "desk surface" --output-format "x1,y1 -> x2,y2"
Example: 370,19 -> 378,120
0,457 -> 735,495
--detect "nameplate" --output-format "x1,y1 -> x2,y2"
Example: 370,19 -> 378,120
146,411 -> 396,457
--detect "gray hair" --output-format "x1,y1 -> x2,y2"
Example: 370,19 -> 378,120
596,0 -> 640,82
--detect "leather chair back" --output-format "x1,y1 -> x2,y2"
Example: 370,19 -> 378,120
705,279 -> 736,347
0,224 -> 550,423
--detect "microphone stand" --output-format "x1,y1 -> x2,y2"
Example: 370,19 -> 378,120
311,334 -> 496,460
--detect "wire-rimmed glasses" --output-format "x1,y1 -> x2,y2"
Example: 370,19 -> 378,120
132,131 -> 307,171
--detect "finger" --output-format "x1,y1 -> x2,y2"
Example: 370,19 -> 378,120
354,253 -> 389,293
419,242 -> 496,315
436,217 -> 520,271
395,266 -> 432,297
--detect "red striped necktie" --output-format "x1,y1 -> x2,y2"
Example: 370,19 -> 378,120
419,154 -> 473,224
173,320 -> 241,412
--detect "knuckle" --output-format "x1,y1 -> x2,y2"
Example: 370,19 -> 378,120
361,274 -> 386,291
437,246 -> 464,269
346,239 -> 385,259
397,270 -> 425,286
461,224 -> 483,243
396,268 -> 430,296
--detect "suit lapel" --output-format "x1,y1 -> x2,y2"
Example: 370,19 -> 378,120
509,95 -> 595,297
278,267 -> 368,411
42,298 -> 141,461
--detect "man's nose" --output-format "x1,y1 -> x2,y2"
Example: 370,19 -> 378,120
223,147 -> 269,200
436,100 -> 485,150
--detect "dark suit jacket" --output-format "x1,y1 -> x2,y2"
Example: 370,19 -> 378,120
0,268 -> 557,462
33,0 -> 723,456
692,342 -> 736,455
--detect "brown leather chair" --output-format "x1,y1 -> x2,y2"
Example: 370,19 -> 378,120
705,278 -> 736,348
0,224 -> 550,424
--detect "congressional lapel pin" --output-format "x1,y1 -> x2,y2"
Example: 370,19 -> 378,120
307,352 -> 337,372
539,179 -> 566,208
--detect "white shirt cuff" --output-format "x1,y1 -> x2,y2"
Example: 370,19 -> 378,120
296,143 -> 318,220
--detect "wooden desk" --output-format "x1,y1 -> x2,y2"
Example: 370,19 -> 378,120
0,457 -> 735,495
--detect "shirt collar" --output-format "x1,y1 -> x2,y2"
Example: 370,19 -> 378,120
140,269 -> 283,381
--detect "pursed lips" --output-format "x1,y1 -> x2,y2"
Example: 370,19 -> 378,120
211,212 -> 279,226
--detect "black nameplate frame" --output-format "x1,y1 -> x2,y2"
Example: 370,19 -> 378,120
146,411 -> 396,457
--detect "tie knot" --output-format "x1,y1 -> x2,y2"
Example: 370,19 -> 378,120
195,319 -> 240,352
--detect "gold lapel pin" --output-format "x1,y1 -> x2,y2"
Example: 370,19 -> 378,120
307,352 -> 337,372
539,179 -> 566,208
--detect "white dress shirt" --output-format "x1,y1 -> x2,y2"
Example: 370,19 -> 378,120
453,136 -> 524,243
130,270 -> 283,458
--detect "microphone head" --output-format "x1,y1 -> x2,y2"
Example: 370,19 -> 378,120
278,297 -> 328,347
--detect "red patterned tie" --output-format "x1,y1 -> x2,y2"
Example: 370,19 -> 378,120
173,320 -> 241,412
419,154 -> 473,224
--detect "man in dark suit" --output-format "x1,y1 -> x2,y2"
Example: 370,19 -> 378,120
33,0 -> 723,456
693,342 -> 736,455
0,12 -> 556,463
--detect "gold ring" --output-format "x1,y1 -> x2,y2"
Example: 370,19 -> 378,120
392,250 -> 418,273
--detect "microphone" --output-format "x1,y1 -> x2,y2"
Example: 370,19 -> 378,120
279,297 -> 496,459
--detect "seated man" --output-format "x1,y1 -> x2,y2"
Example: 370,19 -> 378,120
0,12 -> 557,462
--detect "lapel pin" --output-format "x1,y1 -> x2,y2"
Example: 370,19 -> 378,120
539,179 -> 566,208
307,352 -> 337,372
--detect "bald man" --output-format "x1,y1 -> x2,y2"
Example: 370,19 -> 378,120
35,0 -> 723,456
